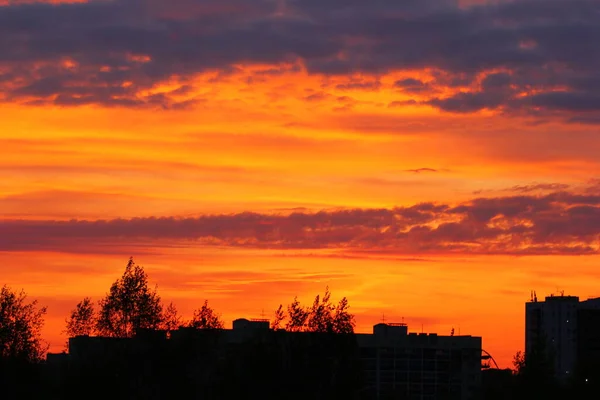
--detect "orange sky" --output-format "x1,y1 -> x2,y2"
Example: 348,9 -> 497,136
1,0 -> 600,369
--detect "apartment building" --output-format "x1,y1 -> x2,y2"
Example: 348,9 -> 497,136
525,293 -> 600,383
357,323 -> 482,400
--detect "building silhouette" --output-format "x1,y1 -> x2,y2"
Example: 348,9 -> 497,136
526,292 -> 600,384
357,322 -> 482,400
46,318 -> 483,399
480,368 -> 514,400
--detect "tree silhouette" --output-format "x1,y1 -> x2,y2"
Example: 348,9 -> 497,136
271,304 -> 285,330
161,302 -> 182,332
0,285 -> 48,362
96,258 -> 163,337
307,287 -> 334,333
65,297 -> 96,339
286,296 -> 309,332
190,300 -> 224,329
512,351 -> 525,374
332,296 -> 355,334
282,289 -> 356,333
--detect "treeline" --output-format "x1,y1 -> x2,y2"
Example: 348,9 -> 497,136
1,257 -> 361,400
65,257 -> 225,339
65,257 -> 355,338
2,257 -> 356,359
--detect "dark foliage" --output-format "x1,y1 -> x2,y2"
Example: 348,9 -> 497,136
96,258 -> 163,337
0,285 -> 48,399
160,302 -> 182,332
189,300 -> 224,330
0,285 -> 48,362
282,288 -> 356,334
65,297 -> 96,339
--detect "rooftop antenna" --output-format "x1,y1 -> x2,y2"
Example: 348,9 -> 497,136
381,313 -> 386,324
534,291 -> 537,302
260,309 -> 266,319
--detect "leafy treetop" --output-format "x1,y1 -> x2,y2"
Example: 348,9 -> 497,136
96,257 -> 163,337
0,285 -> 48,363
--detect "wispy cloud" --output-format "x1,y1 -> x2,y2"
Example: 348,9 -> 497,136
405,168 -> 438,174
505,183 -> 572,193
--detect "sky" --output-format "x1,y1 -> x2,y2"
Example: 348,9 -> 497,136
1,0 -> 600,367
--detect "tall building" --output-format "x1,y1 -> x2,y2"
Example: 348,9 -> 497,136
525,293 -> 579,380
574,297 -> 600,385
525,293 -> 600,383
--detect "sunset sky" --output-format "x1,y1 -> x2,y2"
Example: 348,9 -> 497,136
1,0 -> 600,367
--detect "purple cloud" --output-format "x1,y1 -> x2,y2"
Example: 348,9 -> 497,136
0,0 -> 597,120
2,187 -> 599,255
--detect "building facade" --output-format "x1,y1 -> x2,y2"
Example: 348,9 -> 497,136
525,293 -> 600,383
357,323 -> 482,400
525,294 -> 579,380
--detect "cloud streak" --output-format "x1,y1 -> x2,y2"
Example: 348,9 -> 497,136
2,187 -> 599,255
405,168 -> 438,174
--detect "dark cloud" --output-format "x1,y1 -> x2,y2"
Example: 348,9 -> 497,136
388,99 -> 418,108
428,91 -> 505,113
0,0 -> 598,118
568,116 -> 600,125
523,91 -> 600,113
480,72 -> 512,91
2,187 -> 600,255
303,91 -> 331,102
405,168 -> 438,173
394,78 -> 435,95
506,183 -> 571,193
